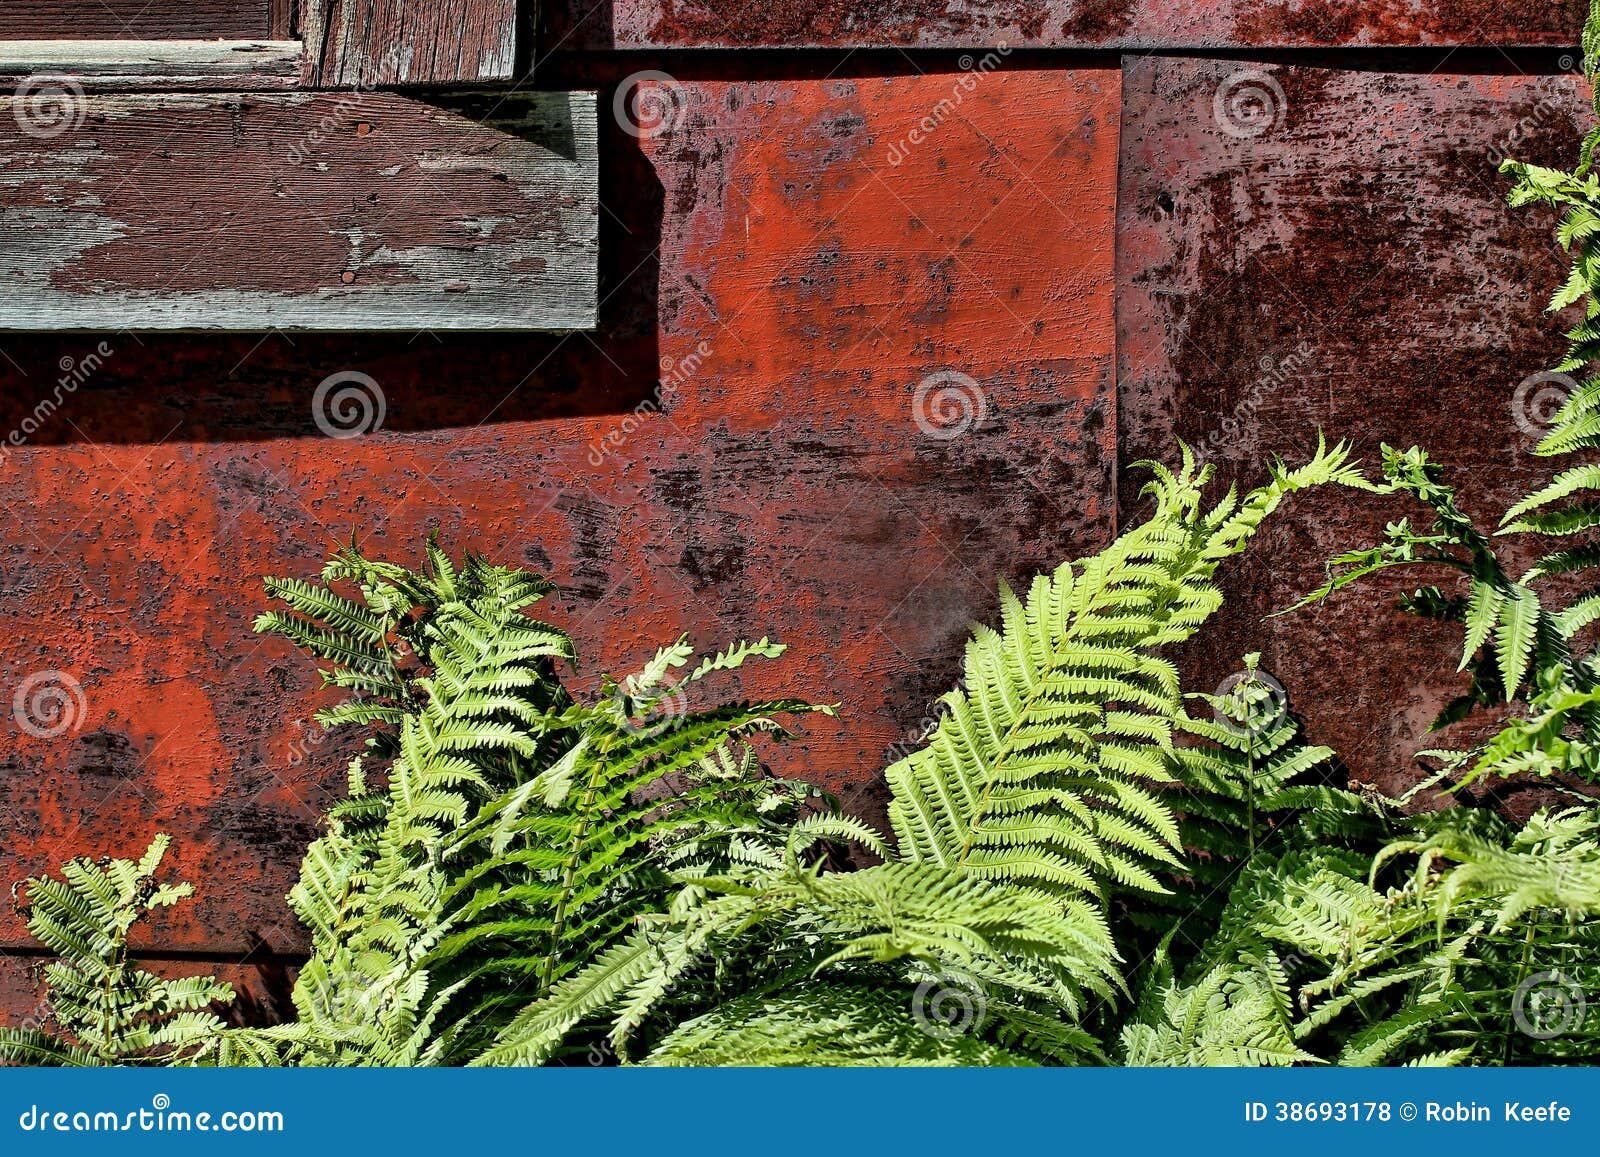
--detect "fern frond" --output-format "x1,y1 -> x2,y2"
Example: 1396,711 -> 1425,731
643,984 -> 1033,1067
0,836 -> 234,1067
888,445 -> 1357,905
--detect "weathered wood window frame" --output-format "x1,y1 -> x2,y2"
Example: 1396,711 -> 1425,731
0,1 -> 599,332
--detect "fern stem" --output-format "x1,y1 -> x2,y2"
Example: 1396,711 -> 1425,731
1504,918 -> 1539,1066
541,756 -> 607,998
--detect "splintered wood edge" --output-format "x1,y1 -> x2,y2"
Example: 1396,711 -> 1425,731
0,40 -> 304,90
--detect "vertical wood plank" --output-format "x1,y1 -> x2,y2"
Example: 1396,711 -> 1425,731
1115,56 -> 1590,795
300,0 -> 523,86
267,0 -> 296,38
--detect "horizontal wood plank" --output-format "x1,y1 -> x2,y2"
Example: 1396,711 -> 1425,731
0,41 -> 301,90
300,0 -> 521,86
0,89 -> 598,331
2,1 -> 273,41
546,0 -> 1586,48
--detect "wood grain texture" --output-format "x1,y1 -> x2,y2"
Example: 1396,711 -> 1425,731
2,1 -> 273,41
268,0 -> 297,39
546,0 -> 1587,48
301,0 -> 520,86
0,67 -> 1119,953
0,90 -> 598,331
0,41 -> 301,90
1116,57 -> 1591,799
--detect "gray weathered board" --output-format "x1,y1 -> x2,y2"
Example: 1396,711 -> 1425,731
300,0 -> 522,86
0,89 -> 598,331
0,40 -> 302,89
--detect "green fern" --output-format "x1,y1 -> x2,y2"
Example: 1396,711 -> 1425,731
482,444 -> 1367,1067
1117,656 -> 1388,987
0,836 -> 234,1066
215,537 -> 833,1066
644,984 -> 1034,1067
887,441 -> 1368,901
1120,959 -> 1312,1068
1295,445 -> 1600,785
1502,0 -> 1600,467
1207,842 -> 1477,1065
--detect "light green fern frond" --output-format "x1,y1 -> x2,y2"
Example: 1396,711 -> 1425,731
240,535 -> 837,1066
1120,962 -> 1312,1067
0,835 -> 234,1067
887,441 -> 1363,905
643,984 -> 1033,1067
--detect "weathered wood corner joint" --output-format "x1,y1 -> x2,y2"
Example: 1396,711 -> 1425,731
0,1 -> 598,332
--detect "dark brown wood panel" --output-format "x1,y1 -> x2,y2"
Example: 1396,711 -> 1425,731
0,89 -> 597,330
301,0 -> 520,86
1116,57 -> 1591,797
268,0 -> 296,38
545,0 -> 1586,49
3,1 -> 273,40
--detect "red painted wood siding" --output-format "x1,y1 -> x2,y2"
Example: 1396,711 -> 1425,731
0,68 -> 1118,957
1,2 -> 1594,1011
545,0 -> 1587,48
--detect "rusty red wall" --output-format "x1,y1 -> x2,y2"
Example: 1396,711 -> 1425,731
0,7 -> 1592,1009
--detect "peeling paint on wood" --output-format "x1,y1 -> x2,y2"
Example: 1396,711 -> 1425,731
301,0 -> 522,86
0,68 -> 1119,953
0,89 -> 598,331
547,0 -> 1587,48
1116,56 -> 1592,798
0,41 -> 302,90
